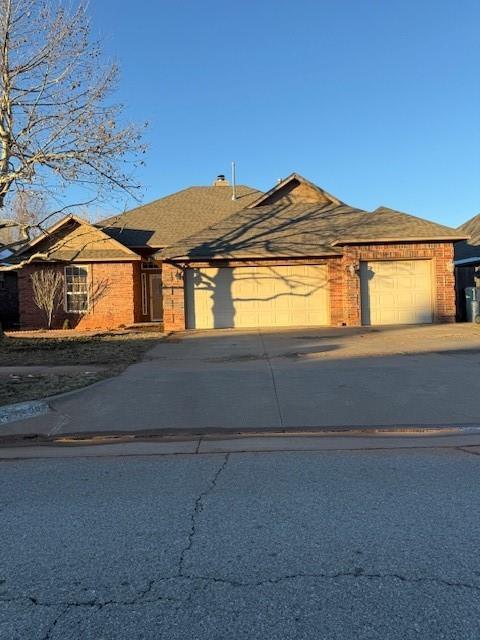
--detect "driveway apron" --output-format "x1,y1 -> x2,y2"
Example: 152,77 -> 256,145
53,331 -> 283,434
7,325 -> 480,435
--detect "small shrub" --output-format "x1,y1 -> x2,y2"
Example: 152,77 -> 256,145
62,319 -> 71,330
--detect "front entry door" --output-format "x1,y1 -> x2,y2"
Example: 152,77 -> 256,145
150,274 -> 163,321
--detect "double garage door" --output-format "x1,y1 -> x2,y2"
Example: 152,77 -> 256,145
185,260 -> 433,329
185,265 -> 329,329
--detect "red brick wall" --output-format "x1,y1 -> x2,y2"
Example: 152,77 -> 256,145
161,262 -> 186,331
18,261 -> 137,330
161,242 -> 457,331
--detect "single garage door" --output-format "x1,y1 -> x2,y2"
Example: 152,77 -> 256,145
186,265 -> 329,329
361,260 -> 433,325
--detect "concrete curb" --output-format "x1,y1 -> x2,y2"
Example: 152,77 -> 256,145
0,399 -> 50,425
2,424 -> 480,447
3,431 -> 480,459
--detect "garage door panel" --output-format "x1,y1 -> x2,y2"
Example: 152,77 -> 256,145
361,260 -> 433,326
186,265 -> 329,329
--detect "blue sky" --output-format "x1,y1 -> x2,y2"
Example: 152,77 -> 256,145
90,0 -> 479,226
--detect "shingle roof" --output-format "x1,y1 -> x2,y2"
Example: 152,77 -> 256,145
158,201 -> 466,261
455,214 -> 480,260
99,185 -> 261,248
332,206 -> 467,245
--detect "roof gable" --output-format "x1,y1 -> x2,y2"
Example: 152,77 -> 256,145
14,215 -> 140,262
248,173 -> 342,208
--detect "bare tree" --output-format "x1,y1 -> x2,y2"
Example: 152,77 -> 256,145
31,268 -> 63,328
0,0 -> 146,250
3,189 -> 46,242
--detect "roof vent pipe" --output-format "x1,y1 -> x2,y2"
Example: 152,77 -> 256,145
231,161 -> 237,201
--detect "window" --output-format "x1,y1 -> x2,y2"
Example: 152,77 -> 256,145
65,265 -> 89,313
141,273 -> 148,316
141,258 -> 160,270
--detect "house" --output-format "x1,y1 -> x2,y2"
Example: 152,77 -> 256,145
10,173 -> 466,332
159,174 -> 466,330
454,214 -> 480,319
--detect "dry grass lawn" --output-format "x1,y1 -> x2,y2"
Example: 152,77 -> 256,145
0,332 -> 161,406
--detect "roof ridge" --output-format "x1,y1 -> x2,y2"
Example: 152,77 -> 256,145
458,213 -> 480,230
370,206 -> 460,231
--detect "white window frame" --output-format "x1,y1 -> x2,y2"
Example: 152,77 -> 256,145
141,272 -> 148,316
64,265 -> 90,314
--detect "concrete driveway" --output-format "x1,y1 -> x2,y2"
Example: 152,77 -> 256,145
8,323 -> 480,436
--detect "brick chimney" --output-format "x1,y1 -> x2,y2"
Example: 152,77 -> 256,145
212,174 -> 230,186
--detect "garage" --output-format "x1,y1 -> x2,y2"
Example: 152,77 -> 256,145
185,265 -> 329,329
360,260 -> 433,325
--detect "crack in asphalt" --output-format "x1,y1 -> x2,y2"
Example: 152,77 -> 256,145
39,605 -> 70,640
181,569 -> 480,592
178,453 -> 230,577
3,569 -> 480,619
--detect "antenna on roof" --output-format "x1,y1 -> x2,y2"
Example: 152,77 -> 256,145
231,161 -> 237,201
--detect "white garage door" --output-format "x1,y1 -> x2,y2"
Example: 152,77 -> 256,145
361,260 -> 433,325
186,265 -> 329,329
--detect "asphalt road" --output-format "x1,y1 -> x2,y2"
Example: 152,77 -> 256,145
2,447 -> 480,638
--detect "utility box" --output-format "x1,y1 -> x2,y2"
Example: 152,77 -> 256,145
465,287 -> 480,323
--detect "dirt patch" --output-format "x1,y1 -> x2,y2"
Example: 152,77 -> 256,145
0,332 -> 161,406
0,371 -> 110,406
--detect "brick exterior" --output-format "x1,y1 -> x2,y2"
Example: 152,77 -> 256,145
18,261 -> 138,330
162,242 -> 457,331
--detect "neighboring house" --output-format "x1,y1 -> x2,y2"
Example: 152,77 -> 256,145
454,214 -> 480,319
9,173 -> 466,331
0,219 -> 19,329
